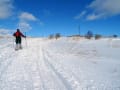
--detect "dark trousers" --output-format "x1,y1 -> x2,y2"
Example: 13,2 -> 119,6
16,36 -> 21,44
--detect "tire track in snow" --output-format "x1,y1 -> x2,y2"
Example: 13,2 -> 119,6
23,39 -> 45,90
37,41 -> 65,90
25,60 -> 44,90
43,49 -> 82,90
33,39 -> 65,90
34,41 -> 46,90
42,48 -> 74,90
35,40 -> 68,90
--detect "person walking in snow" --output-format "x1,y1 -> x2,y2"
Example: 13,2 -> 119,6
13,29 -> 26,50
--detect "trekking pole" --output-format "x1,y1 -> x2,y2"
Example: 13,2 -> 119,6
25,32 -> 28,48
13,37 -> 15,48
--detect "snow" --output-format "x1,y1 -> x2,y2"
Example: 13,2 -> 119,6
0,37 -> 120,90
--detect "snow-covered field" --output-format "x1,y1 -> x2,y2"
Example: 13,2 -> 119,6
0,37 -> 120,90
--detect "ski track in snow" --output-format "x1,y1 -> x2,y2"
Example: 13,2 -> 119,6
43,49 -> 82,90
0,38 -> 120,90
0,38 -> 72,90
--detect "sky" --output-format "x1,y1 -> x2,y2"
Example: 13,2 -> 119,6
0,0 -> 120,37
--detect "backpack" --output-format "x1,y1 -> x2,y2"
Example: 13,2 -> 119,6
15,32 -> 21,37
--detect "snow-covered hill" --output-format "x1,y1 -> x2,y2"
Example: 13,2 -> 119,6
0,37 -> 120,90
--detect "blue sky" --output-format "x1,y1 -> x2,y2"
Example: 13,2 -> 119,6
0,0 -> 120,37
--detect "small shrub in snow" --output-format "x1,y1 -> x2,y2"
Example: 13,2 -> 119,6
55,33 -> 61,40
85,31 -> 93,39
95,34 -> 102,40
113,34 -> 118,38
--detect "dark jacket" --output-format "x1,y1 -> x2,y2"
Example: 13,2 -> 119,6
13,31 -> 26,38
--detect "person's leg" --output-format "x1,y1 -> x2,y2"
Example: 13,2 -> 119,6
18,37 -> 22,49
15,37 -> 19,50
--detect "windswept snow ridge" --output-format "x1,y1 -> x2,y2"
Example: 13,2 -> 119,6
0,37 -> 120,90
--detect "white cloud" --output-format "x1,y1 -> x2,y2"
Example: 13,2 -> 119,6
87,0 -> 120,20
18,12 -> 37,32
0,0 -> 14,19
18,12 -> 44,32
18,22 -> 32,32
19,12 -> 37,21
75,0 -> 120,21
89,0 -> 120,15
74,11 -> 86,20
86,13 -> 105,20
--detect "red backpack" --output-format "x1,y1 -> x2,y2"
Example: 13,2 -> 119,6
15,32 -> 21,37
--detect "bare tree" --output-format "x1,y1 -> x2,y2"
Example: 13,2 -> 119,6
113,34 -> 118,38
55,33 -> 61,40
85,31 -> 93,39
95,34 -> 102,40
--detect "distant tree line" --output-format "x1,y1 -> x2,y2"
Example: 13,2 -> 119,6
48,31 -> 118,40
84,30 -> 118,40
48,33 -> 61,40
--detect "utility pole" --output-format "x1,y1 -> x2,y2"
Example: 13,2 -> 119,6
78,24 -> 80,36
